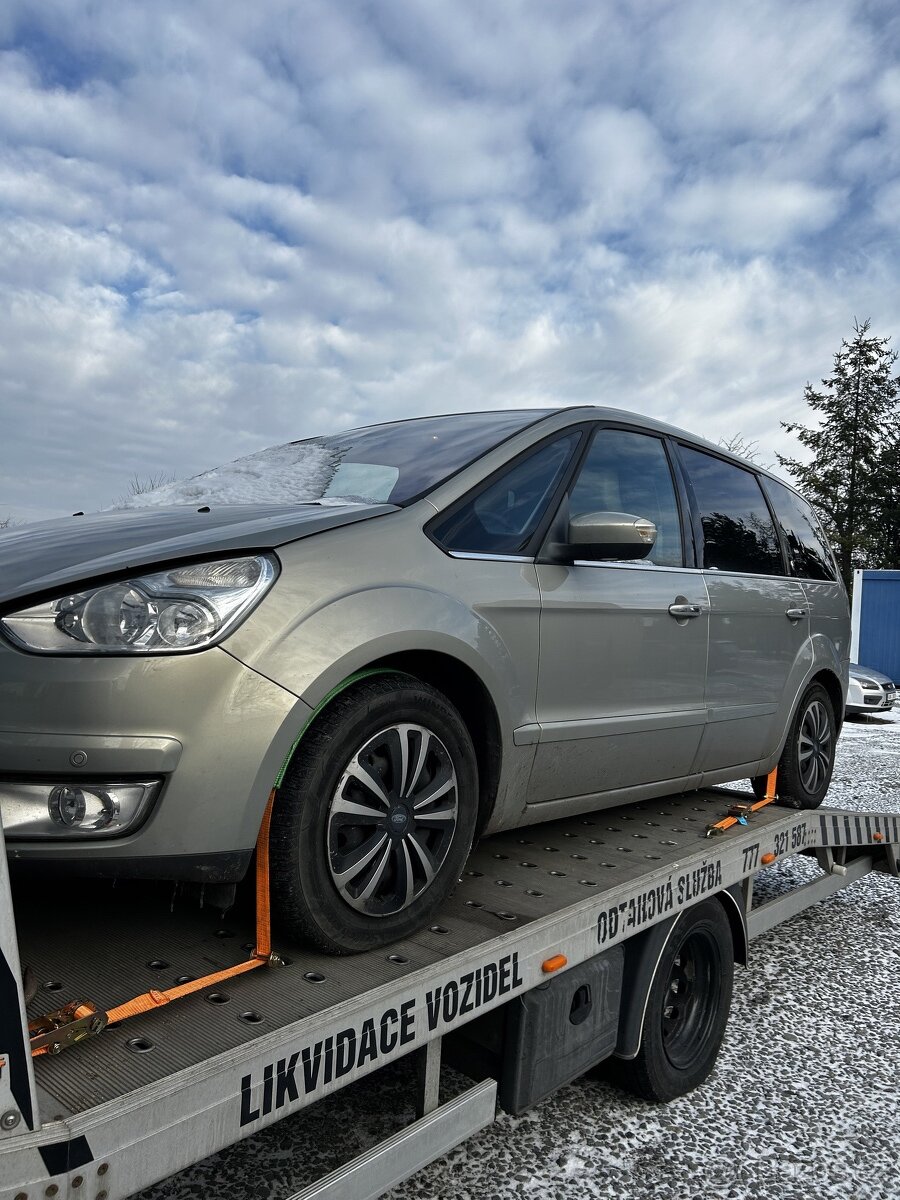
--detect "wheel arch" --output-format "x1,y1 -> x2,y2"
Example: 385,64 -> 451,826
274,648 -> 505,837
760,664 -> 846,775
717,883 -> 749,967
363,649 -> 503,836
810,667 -> 845,736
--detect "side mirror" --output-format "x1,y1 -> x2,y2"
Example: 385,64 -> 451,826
554,511 -> 658,563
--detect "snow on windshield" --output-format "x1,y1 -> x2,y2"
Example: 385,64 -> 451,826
115,440 -> 357,509
113,411 -> 550,512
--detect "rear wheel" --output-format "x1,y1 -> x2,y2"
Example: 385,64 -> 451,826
270,673 -> 479,954
751,682 -> 836,808
610,899 -> 733,1102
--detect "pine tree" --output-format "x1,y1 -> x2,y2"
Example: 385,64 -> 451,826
777,320 -> 900,589
866,423 -> 900,570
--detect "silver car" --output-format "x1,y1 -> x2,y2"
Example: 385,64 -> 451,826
0,407 -> 850,952
846,662 -> 896,715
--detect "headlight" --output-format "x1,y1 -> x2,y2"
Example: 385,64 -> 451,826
1,555 -> 277,654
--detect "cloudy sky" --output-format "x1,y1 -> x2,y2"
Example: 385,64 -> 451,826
2,0 -> 899,522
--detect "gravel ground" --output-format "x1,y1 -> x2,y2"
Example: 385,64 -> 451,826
139,713 -> 900,1200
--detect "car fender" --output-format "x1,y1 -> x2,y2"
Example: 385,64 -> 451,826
225,578 -> 540,831
233,585 -> 520,720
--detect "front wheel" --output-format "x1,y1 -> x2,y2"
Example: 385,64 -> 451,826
269,673 -> 479,953
611,899 -> 734,1102
751,683 -> 836,809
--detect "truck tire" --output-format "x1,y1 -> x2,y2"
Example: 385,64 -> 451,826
610,898 -> 733,1102
751,682 -> 836,809
269,673 -> 478,954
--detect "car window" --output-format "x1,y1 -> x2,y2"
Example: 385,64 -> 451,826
568,429 -> 683,567
431,433 -> 580,555
762,478 -> 837,582
678,446 -> 784,575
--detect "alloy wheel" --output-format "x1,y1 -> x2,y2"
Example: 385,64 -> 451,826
326,723 -> 459,916
797,699 -> 832,794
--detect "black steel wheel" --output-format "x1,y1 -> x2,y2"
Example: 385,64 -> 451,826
751,682 -> 836,809
613,898 -> 733,1101
270,673 -> 478,954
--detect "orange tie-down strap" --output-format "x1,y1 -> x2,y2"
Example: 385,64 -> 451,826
31,792 -> 279,1057
704,768 -> 779,837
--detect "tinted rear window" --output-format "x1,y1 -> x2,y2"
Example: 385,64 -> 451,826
679,446 -> 784,575
763,478 -> 837,581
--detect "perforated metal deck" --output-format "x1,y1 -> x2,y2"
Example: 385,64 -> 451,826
15,787 -> 794,1118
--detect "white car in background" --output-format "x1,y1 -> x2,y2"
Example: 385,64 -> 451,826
846,663 -> 897,716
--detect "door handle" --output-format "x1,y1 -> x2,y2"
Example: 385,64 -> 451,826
668,603 -> 703,619
785,608 -> 808,621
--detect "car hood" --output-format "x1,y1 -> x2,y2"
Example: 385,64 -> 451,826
849,662 -> 895,686
0,502 -> 397,606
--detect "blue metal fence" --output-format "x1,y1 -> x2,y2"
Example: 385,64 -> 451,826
851,569 -> 900,679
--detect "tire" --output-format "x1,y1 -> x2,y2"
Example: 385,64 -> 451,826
269,673 -> 479,954
750,683 -> 836,809
610,899 -> 733,1102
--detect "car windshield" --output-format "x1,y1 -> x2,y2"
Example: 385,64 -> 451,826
119,410 -> 556,510
316,410 -> 555,503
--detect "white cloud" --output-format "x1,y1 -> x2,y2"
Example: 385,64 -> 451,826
557,106 -> 672,232
0,0 -> 898,523
665,178 -> 845,252
650,0 -> 873,142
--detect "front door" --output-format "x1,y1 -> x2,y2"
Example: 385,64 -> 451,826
530,426 -> 709,805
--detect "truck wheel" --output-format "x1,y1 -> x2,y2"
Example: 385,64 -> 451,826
750,682 -> 836,809
614,899 -> 733,1102
270,673 -> 478,954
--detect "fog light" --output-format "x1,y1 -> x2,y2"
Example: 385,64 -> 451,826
48,785 -> 119,831
0,780 -> 160,840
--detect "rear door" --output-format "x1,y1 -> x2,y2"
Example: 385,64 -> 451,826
761,476 -> 849,701
530,425 -> 709,804
676,445 -> 810,772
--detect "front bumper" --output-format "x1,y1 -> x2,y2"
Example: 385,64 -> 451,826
0,636 -> 311,881
846,682 -> 896,714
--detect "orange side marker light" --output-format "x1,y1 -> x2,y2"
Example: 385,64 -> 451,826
542,954 -> 568,974
760,852 -> 776,865
874,832 -> 884,842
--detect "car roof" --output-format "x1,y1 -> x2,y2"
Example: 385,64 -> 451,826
322,405 -> 803,499
519,405 -> 799,493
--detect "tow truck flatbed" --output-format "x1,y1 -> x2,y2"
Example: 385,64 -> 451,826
2,788 -> 898,1200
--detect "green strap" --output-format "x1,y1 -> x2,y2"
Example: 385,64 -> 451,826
273,668 -> 395,788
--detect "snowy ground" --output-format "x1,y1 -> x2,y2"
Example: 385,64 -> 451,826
138,713 -> 900,1200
